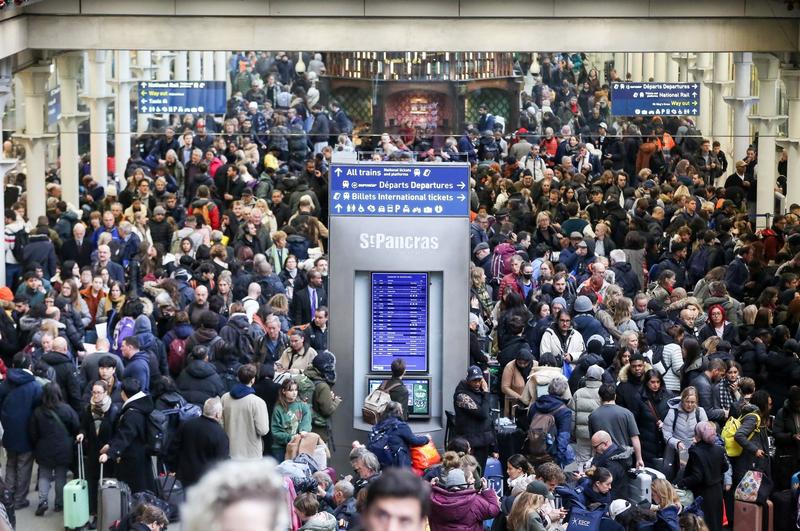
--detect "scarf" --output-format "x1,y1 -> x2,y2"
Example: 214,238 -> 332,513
91,394 -> 112,435
103,294 -> 126,314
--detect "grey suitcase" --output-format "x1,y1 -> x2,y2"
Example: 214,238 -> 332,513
98,463 -> 131,531
627,467 -> 664,505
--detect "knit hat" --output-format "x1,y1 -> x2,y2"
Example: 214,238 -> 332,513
525,480 -> 550,497
552,297 -> 567,310
312,350 -> 337,383
444,469 -> 467,490
574,295 -> 593,313
0,287 -> 13,302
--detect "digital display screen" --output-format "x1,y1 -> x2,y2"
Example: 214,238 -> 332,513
370,273 -> 428,373
368,378 -> 431,418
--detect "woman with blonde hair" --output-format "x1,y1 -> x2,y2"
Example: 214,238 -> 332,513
268,293 -> 291,331
650,479 -> 681,531
506,480 -> 549,531
254,198 -> 278,234
609,297 -> 638,334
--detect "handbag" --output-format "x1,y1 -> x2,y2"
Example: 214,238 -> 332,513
735,470 -> 773,503
410,441 -> 441,472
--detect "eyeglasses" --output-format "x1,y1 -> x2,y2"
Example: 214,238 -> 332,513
592,442 -> 606,450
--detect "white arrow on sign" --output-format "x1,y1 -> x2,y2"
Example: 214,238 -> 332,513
335,204 -> 342,212
458,194 -> 466,201
335,168 -> 342,176
457,182 -> 466,189
691,92 -> 697,97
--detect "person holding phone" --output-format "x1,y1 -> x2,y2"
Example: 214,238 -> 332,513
453,366 -> 494,472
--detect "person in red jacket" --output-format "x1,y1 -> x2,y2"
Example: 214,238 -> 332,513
539,127 -> 559,168
188,185 -> 221,230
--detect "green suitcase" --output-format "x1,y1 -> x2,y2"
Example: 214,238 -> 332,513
64,442 -> 90,529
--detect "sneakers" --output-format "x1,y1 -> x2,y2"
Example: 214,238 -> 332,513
34,501 -> 47,516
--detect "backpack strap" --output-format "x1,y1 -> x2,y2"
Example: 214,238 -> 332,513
379,381 -> 403,393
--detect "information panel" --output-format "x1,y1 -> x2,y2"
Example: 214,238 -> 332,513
371,273 -> 428,372
137,81 -> 227,114
330,163 -> 469,217
368,378 -> 431,418
611,82 -> 700,116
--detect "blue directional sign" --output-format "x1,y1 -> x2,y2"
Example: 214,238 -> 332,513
47,86 -> 61,126
329,163 -> 470,217
611,82 -> 700,117
137,81 -> 227,115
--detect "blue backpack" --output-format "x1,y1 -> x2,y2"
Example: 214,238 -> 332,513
112,317 -> 136,355
367,424 -> 402,468
566,507 -> 605,531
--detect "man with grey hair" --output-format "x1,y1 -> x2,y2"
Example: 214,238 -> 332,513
347,447 -> 381,495
257,315 -> 289,366
330,480 -> 358,530
168,397 -> 230,488
610,248 -> 641,299
117,221 -> 141,268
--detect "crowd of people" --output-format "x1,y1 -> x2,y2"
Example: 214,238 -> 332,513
0,50 -> 795,531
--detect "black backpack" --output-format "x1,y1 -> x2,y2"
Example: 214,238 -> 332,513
146,409 -> 168,456
11,228 -> 28,263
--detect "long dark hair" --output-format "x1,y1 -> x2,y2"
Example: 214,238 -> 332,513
277,378 -> 298,410
42,382 -> 65,410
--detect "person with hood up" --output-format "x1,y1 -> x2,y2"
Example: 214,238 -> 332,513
221,363 -> 269,460
679,422 -> 727,531
501,348 -> 535,416
527,377 -> 574,467
661,387 -> 707,481
306,350 -> 341,443
539,310 -> 584,372
184,310 -> 226,362
572,365 -> 604,465
453,366 -> 495,471
429,467 -> 500,531
99,378 -> 155,493
369,401 -> 429,469
133,314 -> 167,377
176,346 -> 227,406
572,295 -> 609,343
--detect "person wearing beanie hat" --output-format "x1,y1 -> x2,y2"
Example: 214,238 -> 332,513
681,421 -> 728,531
429,464 -> 500,531
506,479 -> 548,531
306,351 -> 341,442
608,499 -> 632,520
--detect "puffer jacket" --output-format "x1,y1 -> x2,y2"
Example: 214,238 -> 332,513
662,398 -> 707,451
176,359 -> 227,406
539,326 -> 584,367
660,343 -> 684,393
428,485 -> 500,531
572,379 -> 601,446
520,366 -> 573,406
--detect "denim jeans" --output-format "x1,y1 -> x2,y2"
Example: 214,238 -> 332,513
37,465 -> 67,507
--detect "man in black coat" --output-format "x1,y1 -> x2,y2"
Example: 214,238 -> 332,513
291,270 -> 327,326
590,430 -> 633,499
615,354 -> 647,412
100,378 -> 155,494
167,396 -> 229,487
303,307 -> 328,352
41,337 -> 83,413
22,227 -> 58,279
609,250 -> 641,299
61,222 -> 95,269
176,349 -> 227,406
690,358 -> 728,424
453,366 -> 494,471
148,207 -> 174,250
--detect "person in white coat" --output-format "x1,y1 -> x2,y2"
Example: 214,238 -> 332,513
540,310 -> 585,370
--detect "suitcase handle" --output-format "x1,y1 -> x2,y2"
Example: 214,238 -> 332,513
76,440 -> 85,482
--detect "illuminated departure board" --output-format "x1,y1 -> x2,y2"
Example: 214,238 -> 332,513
370,273 -> 428,372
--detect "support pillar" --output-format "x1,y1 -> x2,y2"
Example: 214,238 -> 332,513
81,51 -> 113,189
690,53 -> 713,136
12,77 -> 24,132
174,51 -> 188,81
667,53 -> 681,83
710,53 -> 733,164
642,53 -> 655,82
15,65 -> 56,221
202,51 -> 214,81
724,53 -> 759,162
750,54 -> 787,227
132,51 -> 155,134
189,52 -> 202,80
613,53 -> 626,80
155,51 -> 175,81
654,53 -> 668,82
55,53 -> 88,208
778,70 -> 800,209
214,51 -> 229,97
0,59 -> 18,286
112,50 -> 135,179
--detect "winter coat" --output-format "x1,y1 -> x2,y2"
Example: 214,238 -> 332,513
591,443 -> 634,499
697,323 -> 738,345
520,366 -> 573,406
28,403 -> 79,467
184,327 -> 226,362
611,262 -> 641,299
428,485 -> 500,531
167,415 -> 229,488
634,386 -> 672,463
540,326 -> 584,366
528,394 -> 574,467
176,360 -> 227,406
736,339 -> 766,383
22,233 -> 58,278
733,403 -> 771,477
498,335 -> 530,370
300,511 -> 338,531
661,398 -> 707,452
573,314 -> 609,344
305,367 -> 341,437
453,380 -> 495,449
222,384 -> 270,459
660,343 -> 684,393
615,364 -> 650,412
41,351 -> 83,413
501,361 -> 528,416
220,313 -> 263,363
690,373 -> 726,425
107,393 -> 155,493
124,352 -> 152,393
681,441 -> 728,531
369,416 -> 428,468
0,369 -> 43,453
572,380 -> 602,446
774,400 -> 800,457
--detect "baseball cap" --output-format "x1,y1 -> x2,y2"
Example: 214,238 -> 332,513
473,242 -> 490,254
609,499 -> 632,520
466,365 -> 484,381
570,231 -> 583,240
576,240 -> 588,249
586,365 -> 604,381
